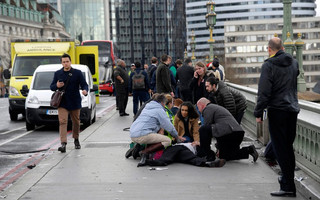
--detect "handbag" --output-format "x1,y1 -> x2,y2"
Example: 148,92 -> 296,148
50,69 -> 73,108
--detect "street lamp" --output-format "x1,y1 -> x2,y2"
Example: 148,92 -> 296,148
206,0 -> 217,61
190,30 -> 196,62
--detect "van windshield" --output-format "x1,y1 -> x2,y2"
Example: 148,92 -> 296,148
12,56 -> 61,76
33,72 -> 86,90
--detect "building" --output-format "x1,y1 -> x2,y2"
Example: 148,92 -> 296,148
224,17 -> 320,89
186,0 -> 317,63
110,0 -> 186,65
0,0 -> 69,70
58,0 -> 110,42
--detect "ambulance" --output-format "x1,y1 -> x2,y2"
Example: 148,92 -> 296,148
3,39 -> 99,121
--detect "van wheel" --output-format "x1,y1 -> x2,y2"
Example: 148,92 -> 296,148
9,110 -> 18,121
26,121 -> 35,131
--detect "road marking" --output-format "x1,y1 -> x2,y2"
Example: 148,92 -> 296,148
0,130 -> 33,147
0,127 -> 25,135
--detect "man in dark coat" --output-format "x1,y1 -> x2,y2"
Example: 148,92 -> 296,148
197,98 -> 258,162
50,53 -> 88,152
254,37 -> 300,197
176,58 -> 194,102
156,54 -> 174,96
205,77 -> 247,124
114,59 -> 129,116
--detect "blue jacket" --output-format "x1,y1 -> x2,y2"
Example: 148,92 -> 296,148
50,67 -> 88,110
130,101 -> 179,139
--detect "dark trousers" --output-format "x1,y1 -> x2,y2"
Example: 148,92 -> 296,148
179,88 -> 192,102
117,90 -> 128,115
199,125 -> 249,161
268,108 -> 297,192
132,90 -> 150,115
147,145 -> 207,166
235,111 -> 245,124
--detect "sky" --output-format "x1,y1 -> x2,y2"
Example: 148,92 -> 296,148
317,0 -> 320,16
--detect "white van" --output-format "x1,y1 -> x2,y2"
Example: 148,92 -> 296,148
24,64 -> 98,131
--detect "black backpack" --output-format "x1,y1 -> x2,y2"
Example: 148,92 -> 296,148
132,71 -> 145,90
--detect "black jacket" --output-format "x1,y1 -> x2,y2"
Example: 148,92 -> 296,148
156,62 -> 172,94
114,65 -> 129,94
190,71 -> 215,104
254,50 -> 300,118
176,64 -> 194,90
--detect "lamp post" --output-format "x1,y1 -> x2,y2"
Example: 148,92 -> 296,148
190,30 -> 196,63
206,0 -> 217,61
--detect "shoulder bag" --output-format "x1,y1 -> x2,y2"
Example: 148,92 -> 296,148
50,69 -> 73,108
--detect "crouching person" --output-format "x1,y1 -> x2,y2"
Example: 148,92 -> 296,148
130,93 -> 186,167
197,98 -> 258,162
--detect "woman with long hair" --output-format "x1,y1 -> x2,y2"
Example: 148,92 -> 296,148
174,102 -> 200,142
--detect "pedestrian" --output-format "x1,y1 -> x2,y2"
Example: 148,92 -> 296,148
176,58 -> 194,102
207,58 -> 224,81
143,64 -> 148,72
130,94 -> 186,167
147,57 -> 158,83
205,77 -> 247,124
190,61 -> 215,104
129,61 -> 150,116
196,98 -> 258,162
114,59 -> 130,116
156,54 -> 174,96
50,53 -> 88,152
174,102 -> 200,142
254,37 -> 300,197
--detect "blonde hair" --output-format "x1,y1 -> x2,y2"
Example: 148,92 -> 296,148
195,61 -> 206,73
165,94 -> 173,105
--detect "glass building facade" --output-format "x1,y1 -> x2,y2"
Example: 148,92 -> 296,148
186,0 -> 316,63
224,17 -> 320,89
60,0 -> 108,41
110,0 -> 186,65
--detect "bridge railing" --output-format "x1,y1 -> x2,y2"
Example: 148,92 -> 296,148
227,82 -> 320,182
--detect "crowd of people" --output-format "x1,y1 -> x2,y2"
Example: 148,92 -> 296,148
122,37 -> 300,198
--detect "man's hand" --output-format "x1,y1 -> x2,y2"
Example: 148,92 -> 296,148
192,141 -> 200,146
57,80 -> 64,88
177,136 -> 186,143
170,92 -> 175,97
194,71 -> 198,78
256,117 -> 262,123
82,90 -> 88,96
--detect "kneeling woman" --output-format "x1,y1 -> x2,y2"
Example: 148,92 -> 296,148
174,102 -> 200,142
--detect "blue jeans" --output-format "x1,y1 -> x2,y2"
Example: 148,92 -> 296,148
133,90 -> 150,115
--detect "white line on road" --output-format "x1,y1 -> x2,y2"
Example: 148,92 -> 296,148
0,127 -> 25,135
0,128 -> 39,147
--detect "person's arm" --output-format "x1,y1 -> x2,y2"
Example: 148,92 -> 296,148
50,71 -> 59,91
221,89 -> 236,116
191,118 -> 200,142
79,70 -> 88,96
160,67 -> 173,93
158,109 -> 184,142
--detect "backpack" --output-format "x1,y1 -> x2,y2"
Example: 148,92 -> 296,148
132,70 -> 145,90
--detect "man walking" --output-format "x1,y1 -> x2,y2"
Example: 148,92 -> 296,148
254,37 -> 300,197
156,54 -> 174,96
50,53 -> 88,152
114,59 -> 130,116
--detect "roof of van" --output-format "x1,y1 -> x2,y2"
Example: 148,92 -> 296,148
35,64 -> 90,73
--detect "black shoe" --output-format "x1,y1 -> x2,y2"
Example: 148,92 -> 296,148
116,107 -> 119,110
125,147 -> 134,158
132,144 -> 141,159
58,142 -> 67,153
249,145 -> 259,162
120,113 -> 129,116
205,159 -> 226,168
270,190 -> 296,197
74,139 -> 81,149
137,153 -> 148,167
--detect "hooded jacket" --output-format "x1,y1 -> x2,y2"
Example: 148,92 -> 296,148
254,50 -> 300,118
130,101 -> 179,139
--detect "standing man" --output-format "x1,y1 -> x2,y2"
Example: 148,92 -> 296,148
197,98 -> 258,163
176,58 -> 194,102
129,61 -> 150,116
254,37 -> 300,197
50,53 -> 88,153
156,54 -> 174,96
114,59 -> 130,116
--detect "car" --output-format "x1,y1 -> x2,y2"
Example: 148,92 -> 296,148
24,64 -> 98,131
99,80 -> 113,95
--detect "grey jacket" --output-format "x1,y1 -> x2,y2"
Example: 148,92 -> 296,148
156,62 -> 172,94
202,104 -> 244,138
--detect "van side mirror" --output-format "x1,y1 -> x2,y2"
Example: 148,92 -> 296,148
21,85 -> 29,97
91,84 -> 98,92
3,69 -> 11,79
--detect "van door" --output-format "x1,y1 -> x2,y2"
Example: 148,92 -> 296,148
75,46 -> 99,103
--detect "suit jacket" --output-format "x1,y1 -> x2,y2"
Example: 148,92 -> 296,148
202,103 -> 244,138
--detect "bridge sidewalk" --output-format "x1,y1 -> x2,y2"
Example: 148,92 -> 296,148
0,99 -> 313,200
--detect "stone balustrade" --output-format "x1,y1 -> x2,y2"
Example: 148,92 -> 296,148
227,82 -> 320,182
0,3 -> 42,23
